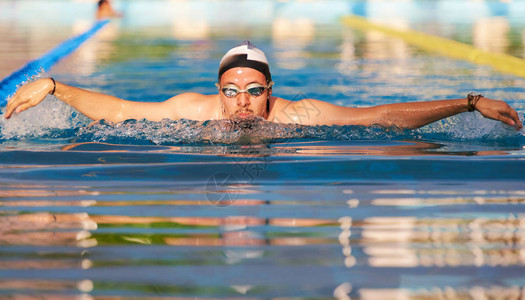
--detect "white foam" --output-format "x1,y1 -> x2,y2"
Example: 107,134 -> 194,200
0,104 -> 522,146
0,95 -> 89,140
417,112 -> 524,141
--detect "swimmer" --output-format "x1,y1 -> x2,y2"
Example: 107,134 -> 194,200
96,0 -> 121,20
3,41 -> 522,130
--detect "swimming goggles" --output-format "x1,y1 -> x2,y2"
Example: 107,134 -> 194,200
216,82 -> 273,98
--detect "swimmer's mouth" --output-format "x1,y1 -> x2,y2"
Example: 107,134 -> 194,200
235,110 -> 254,119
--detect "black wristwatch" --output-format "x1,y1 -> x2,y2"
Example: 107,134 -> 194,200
467,92 -> 483,112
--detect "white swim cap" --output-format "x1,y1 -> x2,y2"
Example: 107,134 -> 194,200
218,41 -> 272,83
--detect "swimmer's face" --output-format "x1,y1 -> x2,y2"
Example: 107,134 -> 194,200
219,67 -> 270,120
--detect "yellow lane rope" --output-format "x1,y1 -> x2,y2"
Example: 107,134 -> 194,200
341,15 -> 525,78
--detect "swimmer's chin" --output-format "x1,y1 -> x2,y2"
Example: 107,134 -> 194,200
231,112 -> 262,121
234,116 -> 267,123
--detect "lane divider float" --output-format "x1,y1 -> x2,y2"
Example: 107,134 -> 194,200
341,15 -> 525,78
0,19 -> 110,106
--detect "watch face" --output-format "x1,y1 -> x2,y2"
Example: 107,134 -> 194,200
467,92 -> 483,112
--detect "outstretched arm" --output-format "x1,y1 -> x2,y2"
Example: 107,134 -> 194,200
4,78 -> 177,122
283,97 -> 522,130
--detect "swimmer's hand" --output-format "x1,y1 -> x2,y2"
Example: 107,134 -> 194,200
4,78 -> 54,119
475,97 -> 522,130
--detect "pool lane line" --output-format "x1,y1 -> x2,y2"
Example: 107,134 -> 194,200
341,15 -> 525,79
0,19 -> 110,106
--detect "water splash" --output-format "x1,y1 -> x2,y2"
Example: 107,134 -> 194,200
0,96 -> 89,141
73,117 -> 419,145
1,104 -> 523,146
415,112 -> 524,145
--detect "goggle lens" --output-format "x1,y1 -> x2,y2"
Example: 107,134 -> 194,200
222,88 -> 238,98
221,86 -> 267,98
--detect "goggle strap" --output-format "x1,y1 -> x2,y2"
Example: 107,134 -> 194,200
216,82 -> 273,90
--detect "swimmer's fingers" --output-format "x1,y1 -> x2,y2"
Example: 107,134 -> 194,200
4,87 -> 30,118
4,79 -> 53,119
496,111 -> 521,129
506,106 -> 523,130
4,92 -> 24,119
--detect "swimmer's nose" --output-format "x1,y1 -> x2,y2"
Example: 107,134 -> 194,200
237,92 -> 251,107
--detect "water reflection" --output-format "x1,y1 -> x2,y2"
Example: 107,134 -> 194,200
355,285 -> 525,300
171,1 -> 210,40
0,211 -> 96,246
272,17 -> 315,70
0,279 -> 93,299
473,17 -> 510,54
2,0 -> 524,79
60,140 -> 517,158
1,179 -> 525,297
360,216 -> 523,267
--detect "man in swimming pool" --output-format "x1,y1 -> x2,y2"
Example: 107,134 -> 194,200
3,41 -> 523,130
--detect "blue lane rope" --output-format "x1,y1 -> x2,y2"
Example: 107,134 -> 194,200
0,19 -> 109,106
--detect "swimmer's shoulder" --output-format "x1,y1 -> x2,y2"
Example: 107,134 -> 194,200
267,96 -> 299,123
164,93 -> 220,121
269,96 -> 335,125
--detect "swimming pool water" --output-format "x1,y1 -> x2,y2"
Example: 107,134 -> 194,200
1,1 -> 525,299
